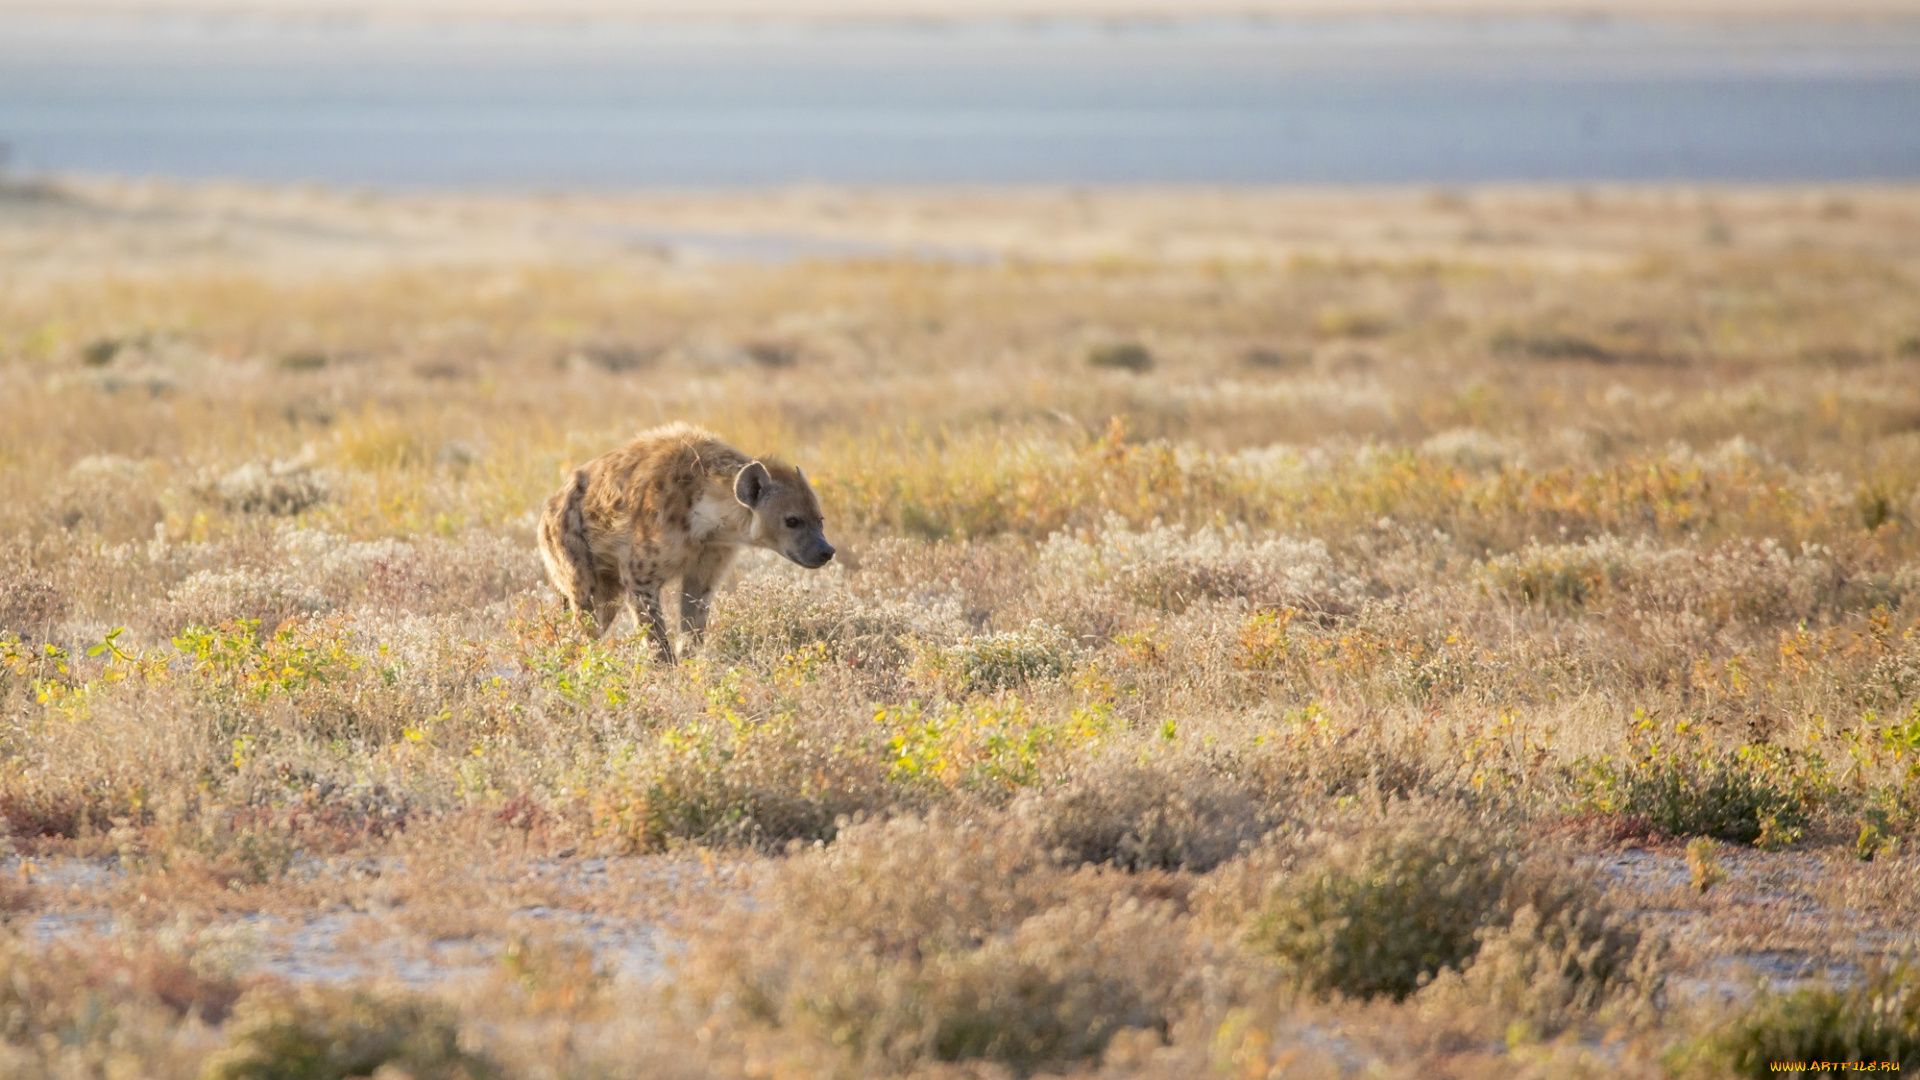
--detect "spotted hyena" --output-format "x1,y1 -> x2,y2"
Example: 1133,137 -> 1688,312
537,423 -> 835,661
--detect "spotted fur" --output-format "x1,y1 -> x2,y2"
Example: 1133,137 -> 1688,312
535,423 -> 834,660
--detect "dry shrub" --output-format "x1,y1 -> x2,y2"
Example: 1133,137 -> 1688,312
1222,806 -> 1666,1036
159,570 -> 331,636
0,766 -> 153,842
488,936 -> 611,1020
848,534 -> 1036,622
677,814 -> 1207,1074
0,875 -> 31,918
1420,427 -> 1524,472
1424,858 -> 1664,1038
75,932 -> 255,1024
118,796 -> 303,890
199,986 -> 495,1080
1491,327 -> 1618,364
166,614 -> 420,745
1024,756 -> 1270,873
0,566 -> 66,641
1482,535 -> 1864,625
0,673 -> 227,849
278,528 -> 538,616
1040,520 -> 1358,617
913,621 -> 1077,697
332,611 -> 492,719
0,933 -> 227,1080
230,758 -> 416,848
204,457 -> 330,516
565,341 -> 660,374
46,454 -> 168,540
742,338 -> 801,369
1237,706 -> 1434,804
1481,535 -> 1647,612
706,565 -> 964,673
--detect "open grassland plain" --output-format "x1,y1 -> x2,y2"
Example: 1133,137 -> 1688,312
4,179 -> 1920,1077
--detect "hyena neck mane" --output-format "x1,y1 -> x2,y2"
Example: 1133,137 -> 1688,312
688,479 -> 754,546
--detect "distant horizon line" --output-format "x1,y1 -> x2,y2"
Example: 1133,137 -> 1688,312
18,174 -> 1920,193
4,0 -> 1919,22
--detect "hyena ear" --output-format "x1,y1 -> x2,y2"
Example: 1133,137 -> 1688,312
734,461 -> 772,509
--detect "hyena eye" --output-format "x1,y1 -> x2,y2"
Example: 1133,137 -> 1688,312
784,516 -> 804,529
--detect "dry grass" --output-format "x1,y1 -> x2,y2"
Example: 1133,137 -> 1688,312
3,180 -> 1920,1076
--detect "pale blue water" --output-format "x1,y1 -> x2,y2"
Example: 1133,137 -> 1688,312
0,15 -> 1916,186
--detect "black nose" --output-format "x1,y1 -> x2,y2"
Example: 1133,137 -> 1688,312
818,544 -> 835,563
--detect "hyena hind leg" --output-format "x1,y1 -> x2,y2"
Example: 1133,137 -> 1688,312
590,579 -> 624,639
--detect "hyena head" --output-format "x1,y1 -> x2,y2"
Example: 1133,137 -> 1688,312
734,460 -> 835,569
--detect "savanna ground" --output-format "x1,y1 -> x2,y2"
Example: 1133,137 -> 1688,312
3,178 -> 1920,1078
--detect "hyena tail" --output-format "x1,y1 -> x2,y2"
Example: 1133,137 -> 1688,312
538,468 -> 597,617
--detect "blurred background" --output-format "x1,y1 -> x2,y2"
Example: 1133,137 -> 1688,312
2,0 -> 1919,187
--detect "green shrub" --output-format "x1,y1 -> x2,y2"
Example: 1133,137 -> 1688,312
1489,328 -> 1614,363
1572,721 -> 1821,845
196,983 -> 487,1076
593,708 -> 896,852
1710,966 -> 1920,1077
878,695 -> 1112,797
199,987 -> 494,1080
1086,342 -> 1154,373
1480,537 -> 1637,611
81,338 -> 123,366
275,351 -> 329,372
1247,815 -> 1515,1002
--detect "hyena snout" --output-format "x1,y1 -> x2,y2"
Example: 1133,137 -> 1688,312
801,537 -> 835,568
778,526 -> 834,568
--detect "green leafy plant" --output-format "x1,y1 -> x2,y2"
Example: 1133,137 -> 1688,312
1572,719 -> 1823,845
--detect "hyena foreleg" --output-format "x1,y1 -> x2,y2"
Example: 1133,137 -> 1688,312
677,544 -> 733,654
628,582 -> 675,663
